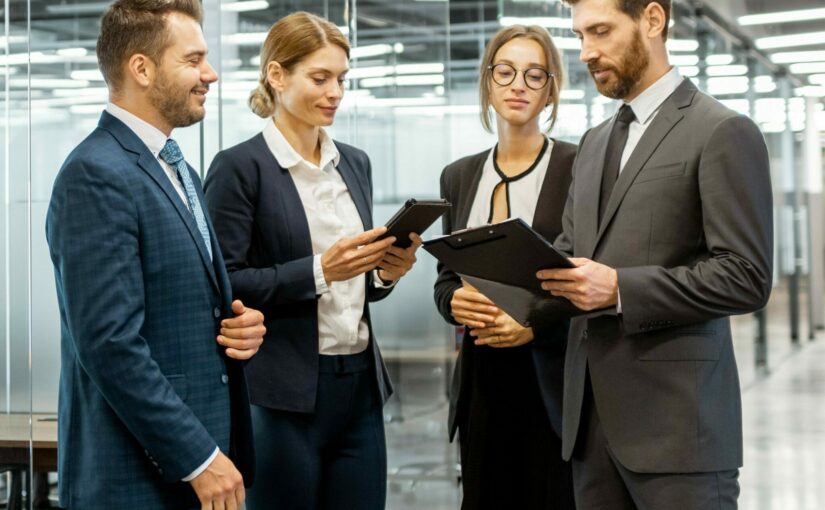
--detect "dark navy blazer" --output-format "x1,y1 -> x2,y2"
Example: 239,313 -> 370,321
203,133 -> 393,414
46,111 -> 253,509
433,140 -> 577,441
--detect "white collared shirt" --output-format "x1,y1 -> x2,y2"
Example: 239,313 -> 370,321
262,120 -> 390,356
105,103 -> 189,207
618,66 -> 684,173
104,103 -> 218,482
467,138 -> 555,229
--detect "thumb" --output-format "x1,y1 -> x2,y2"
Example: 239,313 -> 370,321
231,299 -> 246,316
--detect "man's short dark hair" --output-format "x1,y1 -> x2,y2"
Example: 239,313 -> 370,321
96,0 -> 203,91
562,0 -> 671,40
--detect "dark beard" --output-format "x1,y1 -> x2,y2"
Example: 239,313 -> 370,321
148,70 -> 205,129
589,28 -> 649,100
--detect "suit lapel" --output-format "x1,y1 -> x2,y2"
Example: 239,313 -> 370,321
99,112 -> 219,292
579,126 -> 611,258
589,80 -> 695,257
262,140 -> 314,259
455,154 -> 486,231
335,148 -> 372,230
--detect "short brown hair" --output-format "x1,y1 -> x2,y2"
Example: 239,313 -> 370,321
562,0 -> 671,39
479,25 -> 565,134
96,0 -> 203,91
249,12 -> 350,118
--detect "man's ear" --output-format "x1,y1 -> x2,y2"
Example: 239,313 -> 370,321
126,53 -> 154,88
644,1 -> 667,40
266,60 -> 286,93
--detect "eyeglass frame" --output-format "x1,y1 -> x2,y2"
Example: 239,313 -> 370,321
486,63 -> 554,90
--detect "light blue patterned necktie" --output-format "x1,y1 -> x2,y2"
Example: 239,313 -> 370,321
159,139 -> 213,261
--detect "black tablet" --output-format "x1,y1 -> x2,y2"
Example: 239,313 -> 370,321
381,199 -> 452,248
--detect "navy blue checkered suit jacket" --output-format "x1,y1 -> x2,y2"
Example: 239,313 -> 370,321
45,111 -> 254,509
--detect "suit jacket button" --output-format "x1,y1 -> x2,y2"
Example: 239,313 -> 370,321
221,374 -> 229,384
213,307 -> 221,318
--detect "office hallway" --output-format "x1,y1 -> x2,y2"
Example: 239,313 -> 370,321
740,338 -> 825,510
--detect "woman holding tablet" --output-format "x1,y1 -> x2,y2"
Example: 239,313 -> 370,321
203,12 -> 419,510
433,25 -> 576,509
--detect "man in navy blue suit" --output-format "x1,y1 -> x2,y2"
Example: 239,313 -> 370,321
45,1 -> 264,508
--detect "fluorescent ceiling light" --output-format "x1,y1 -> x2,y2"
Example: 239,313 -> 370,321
707,54 -> 734,66
789,62 -> 825,74
706,65 -> 748,77
360,74 -> 444,88
222,32 -> 267,45
755,76 -> 777,93
499,16 -> 571,29
739,8 -> 825,26
11,78 -> 90,89
69,104 -> 107,115
667,39 -> 700,52
53,87 -> 108,98
337,26 -> 350,36
670,54 -> 699,66
396,63 -> 445,74
57,47 -> 88,57
46,2 -> 109,15
70,69 -> 104,81
770,50 -> 825,64
220,1 -> 269,12
810,74 -> 825,85
796,86 -> 825,98
355,96 -> 446,108
351,43 -> 404,59
756,31 -> 825,50
707,77 -> 749,95
225,70 -> 260,80
560,89 -> 585,100
554,37 -> 584,51
678,66 -> 699,77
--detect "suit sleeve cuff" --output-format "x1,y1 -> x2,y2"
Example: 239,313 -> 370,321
373,269 -> 398,289
313,254 -> 330,295
182,447 -> 219,482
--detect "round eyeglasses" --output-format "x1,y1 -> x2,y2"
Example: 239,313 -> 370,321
487,63 -> 554,90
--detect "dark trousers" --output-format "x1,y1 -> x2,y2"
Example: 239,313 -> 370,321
246,349 -> 387,510
458,344 -> 575,510
572,373 -> 739,510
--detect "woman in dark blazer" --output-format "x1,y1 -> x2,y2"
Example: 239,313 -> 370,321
433,25 -> 576,510
203,12 -> 419,510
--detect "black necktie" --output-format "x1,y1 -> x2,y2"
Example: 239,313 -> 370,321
599,104 -> 636,226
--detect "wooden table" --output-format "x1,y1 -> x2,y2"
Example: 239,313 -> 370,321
0,413 -> 58,509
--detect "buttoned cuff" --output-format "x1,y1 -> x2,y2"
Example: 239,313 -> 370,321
182,447 -> 219,482
313,254 -> 330,295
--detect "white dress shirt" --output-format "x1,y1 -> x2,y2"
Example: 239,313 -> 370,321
104,103 -> 218,482
614,66 -> 684,313
262,120 -> 391,356
618,66 -> 684,173
467,138 -> 554,229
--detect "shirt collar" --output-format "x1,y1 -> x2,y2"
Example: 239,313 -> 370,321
624,66 -> 684,125
262,119 -> 340,171
105,102 -> 169,157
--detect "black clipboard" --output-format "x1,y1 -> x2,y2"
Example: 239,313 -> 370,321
423,218 -> 579,326
380,199 -> 451,248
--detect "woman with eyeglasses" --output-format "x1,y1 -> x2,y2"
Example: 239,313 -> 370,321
433,26 -> 576,510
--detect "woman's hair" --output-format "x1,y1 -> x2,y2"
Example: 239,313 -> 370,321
478,25 -> 565,133
249,11 -> 350,118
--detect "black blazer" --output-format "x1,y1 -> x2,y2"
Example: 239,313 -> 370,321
433,140 -> 577,440
203,133 -> 394,413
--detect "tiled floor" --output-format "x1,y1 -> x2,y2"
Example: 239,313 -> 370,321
386,285 -> 825,509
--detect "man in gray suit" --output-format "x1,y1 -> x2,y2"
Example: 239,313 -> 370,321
537,0 -> 773,508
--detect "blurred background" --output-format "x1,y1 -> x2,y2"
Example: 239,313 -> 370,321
1,0 -> 825,508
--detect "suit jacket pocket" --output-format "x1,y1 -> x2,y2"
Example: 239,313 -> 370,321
637,329 -> 720,361
635,162 -> 686,184
165,374 -> 188,401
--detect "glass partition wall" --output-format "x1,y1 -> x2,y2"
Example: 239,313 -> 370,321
0,0 -> 822,508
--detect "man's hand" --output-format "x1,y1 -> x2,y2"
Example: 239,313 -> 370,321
322,227 -> 395,284
470,311 -> 534,348
189,451 -> 244,510
218,300 -> 265,360
377,233 -> 423,283
536,257 -> 619,311
450,282 -> 499,329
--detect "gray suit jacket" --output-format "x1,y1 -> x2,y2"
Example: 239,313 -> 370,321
555,79 -> 773,473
